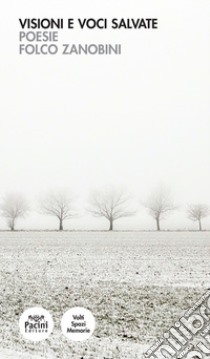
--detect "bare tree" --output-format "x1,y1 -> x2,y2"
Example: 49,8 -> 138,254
143,186 -> 176,231
40,190 -> 75,230
187,204 -> 209,231
88,186 -> 135,231
1,193 -> 29,231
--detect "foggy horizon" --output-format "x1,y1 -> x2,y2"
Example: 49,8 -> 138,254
0,186 -> 209,231
1,0 -> 210,230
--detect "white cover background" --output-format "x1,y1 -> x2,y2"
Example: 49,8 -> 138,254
0,0 -> 210,230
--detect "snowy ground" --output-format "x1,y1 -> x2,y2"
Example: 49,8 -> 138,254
0,348 -> 44,359
0,231 -> 209,358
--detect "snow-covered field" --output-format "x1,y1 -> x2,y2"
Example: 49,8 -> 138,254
0,231 -> 209,358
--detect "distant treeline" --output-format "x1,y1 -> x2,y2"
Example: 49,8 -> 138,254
0,186 -> 209,231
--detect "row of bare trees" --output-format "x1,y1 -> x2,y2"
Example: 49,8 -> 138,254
0,187 -> 209,231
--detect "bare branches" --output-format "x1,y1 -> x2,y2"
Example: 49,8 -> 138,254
0,188 -> 209,231
1,193 -> 29,230
88,186 -> 135,230
40,190 -> 75,230
143,186 -> 176,231
187,204 -> 209,231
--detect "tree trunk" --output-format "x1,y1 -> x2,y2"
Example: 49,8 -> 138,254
156,217 -> 160,231
109,219 -> 113,231
199,219 -> 202,231
59,218 -> 63,231
10,218 -> 15,231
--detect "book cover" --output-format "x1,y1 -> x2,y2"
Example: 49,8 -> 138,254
1,1 -> 210,358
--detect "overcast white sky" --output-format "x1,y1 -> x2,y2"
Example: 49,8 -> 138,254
0,0 -> 210,230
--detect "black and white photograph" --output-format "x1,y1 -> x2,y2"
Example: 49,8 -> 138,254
0,0 -> 210,358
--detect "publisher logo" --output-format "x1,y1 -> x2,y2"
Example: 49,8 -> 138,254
61,307 -> 95,341
19,307 -> 54,341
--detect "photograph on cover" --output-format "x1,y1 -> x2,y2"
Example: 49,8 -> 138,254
0,0 -> 210,358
